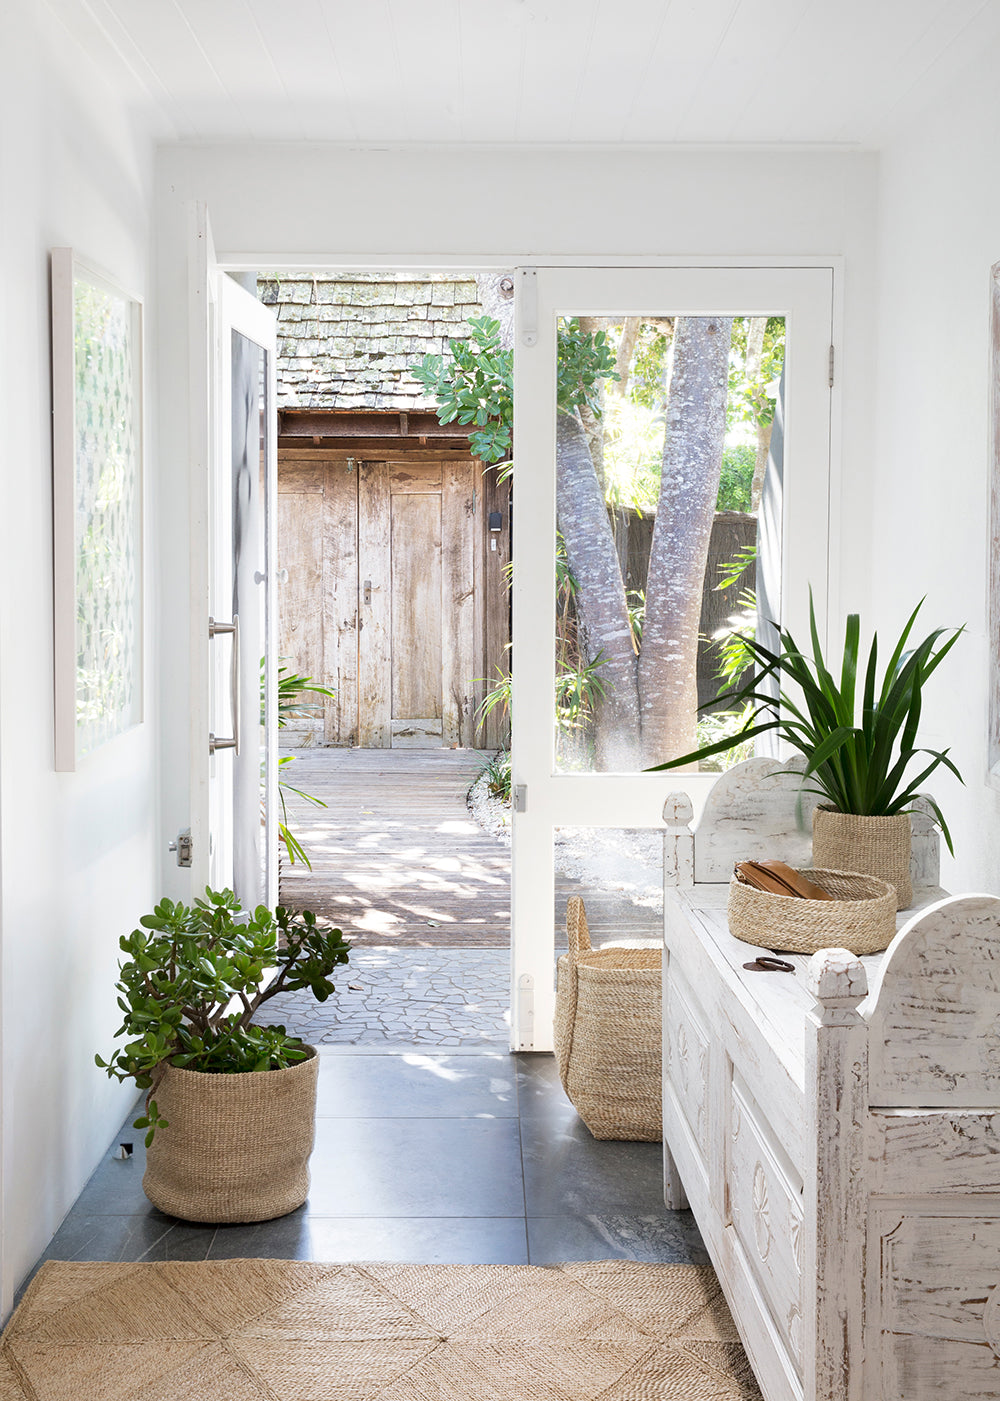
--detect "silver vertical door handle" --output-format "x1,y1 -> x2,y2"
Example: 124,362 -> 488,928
208,615 -> 240,756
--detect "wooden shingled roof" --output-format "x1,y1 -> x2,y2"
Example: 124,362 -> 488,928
258,273 -> 484,413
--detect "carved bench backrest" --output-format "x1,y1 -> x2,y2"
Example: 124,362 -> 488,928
867,893 -> 1000,1107
662,756 -> 941,888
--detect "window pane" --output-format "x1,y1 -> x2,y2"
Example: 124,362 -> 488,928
553,314 -> 784,774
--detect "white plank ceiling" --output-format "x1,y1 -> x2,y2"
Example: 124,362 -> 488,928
42,0 -> 1000,146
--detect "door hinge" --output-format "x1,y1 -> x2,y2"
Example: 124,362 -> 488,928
168,828 -> 193,867
517,268 -> 538,348
513,784 -> 527,813
829,344 -> 835,388
517,973 -> 535,1049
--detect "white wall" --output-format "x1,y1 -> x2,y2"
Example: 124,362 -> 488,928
155,141 -> 880,894
872,52 -> 1000,894
0,4 -> 158,1311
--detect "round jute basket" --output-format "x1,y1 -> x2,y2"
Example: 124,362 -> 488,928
554,897 -> 661,1142
727,868 -> 897,956
812,807 -> 912,909
143,1048 -> 318,1223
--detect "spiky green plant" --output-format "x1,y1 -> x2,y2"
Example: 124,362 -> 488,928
648,593 -> 964,852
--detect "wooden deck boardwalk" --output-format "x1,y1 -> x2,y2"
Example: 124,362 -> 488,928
278,748 -> 662,948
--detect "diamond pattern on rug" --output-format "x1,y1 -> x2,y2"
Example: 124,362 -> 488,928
596,1342 -> 758,1401
372,1339 -> 660,1401
9,1340 -> 268,1401
2,1260 -> 763,1401
159,1260 -> 435,1344
5,1264 -> 209,1343
237,1337 -> 440,1400
560,1261 -> 739,1342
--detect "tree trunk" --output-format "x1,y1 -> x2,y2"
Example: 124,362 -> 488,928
475,273 -> 515,350
556,411 -> 641,769
578,317 -> 608,492
613,317 -> 642,398
751,417 -> 773,513
744,316 -> 770,512
638,316 -> 733,767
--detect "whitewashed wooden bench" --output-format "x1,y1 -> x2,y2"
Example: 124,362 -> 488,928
661,757 -> 1000,1401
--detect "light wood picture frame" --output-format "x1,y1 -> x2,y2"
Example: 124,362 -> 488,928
51,248 -> 143,771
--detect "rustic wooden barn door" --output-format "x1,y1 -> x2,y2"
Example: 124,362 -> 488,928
357,459 -> 476,748
279,450 -> 497,750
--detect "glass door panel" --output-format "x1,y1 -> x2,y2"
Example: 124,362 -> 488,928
553,313 -> 785,775
230,327 -> 274,906
510,267 -> 833,1051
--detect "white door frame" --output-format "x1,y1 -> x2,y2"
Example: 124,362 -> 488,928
509,264 -> 835,1050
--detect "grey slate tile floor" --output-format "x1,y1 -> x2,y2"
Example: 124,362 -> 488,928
22,1049 -> 707,1302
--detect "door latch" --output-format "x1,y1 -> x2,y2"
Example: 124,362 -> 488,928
363,579 -> 372,606
168,828 -> 193,867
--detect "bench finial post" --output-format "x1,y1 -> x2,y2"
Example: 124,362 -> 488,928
662,792 -> 695,887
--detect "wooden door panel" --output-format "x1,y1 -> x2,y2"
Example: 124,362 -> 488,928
442,459 -> 476,747
278,450 -> 505,751
358,461 -> 391,747
391,492 -> 442,727
277,483 -> 325,745
323,461 -> 359,745
390,461 -> 442,492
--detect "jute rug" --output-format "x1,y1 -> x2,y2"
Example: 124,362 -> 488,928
0,1258 -> 763,1400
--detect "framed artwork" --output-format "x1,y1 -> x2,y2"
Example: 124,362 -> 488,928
985,260 -> 991,790
51,248 -> 143,771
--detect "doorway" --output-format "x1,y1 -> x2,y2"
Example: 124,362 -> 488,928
276,451 -> 509,750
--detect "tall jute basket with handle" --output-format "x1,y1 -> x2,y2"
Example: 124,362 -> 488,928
554,897 -> 661,1142
143,1048 -> 319,1223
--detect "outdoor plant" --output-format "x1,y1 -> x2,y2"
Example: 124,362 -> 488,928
96,887 -> 351,1143
478,749 -> 512,803
649,593 -> 965,850
266,660 -> 336,868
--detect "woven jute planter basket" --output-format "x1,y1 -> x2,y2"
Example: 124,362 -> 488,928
143,1048 -> 319,1223
727,867 -> 897,956
812,806 -> 912,909
554,897 -> 661,1142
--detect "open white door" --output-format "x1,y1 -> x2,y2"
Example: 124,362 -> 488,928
188,205 -> 279,907
509,266 -> 834,1050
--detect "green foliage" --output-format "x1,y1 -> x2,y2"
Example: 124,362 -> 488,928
626,322 -> 672,411
277,663 -> 335,725
627,589 -> 646,648
556,318 -> 618,414
96,888 -> 351,1144
717,444 -> 755,513
649,594 -> 965,849
709,546 -> 758,692
727,317 -> 785,434
715,545 -> 758,592
476,657 -> 512,741
412,315 -> 513,467
711,598 -> 757,695
412,316 -> 616,480
479,750 -> 512,803
263,659 -> 334,869
695,704 -> 757,772
556,652 -> 608,734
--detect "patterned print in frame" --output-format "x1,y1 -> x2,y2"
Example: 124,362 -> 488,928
52,249 -> 143,769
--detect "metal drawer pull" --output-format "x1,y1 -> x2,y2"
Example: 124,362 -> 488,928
208,614 -> 240,756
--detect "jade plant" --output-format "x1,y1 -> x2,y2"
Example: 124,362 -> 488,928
96,887 -> 350,1143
